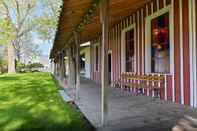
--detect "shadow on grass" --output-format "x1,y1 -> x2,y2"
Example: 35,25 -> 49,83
0,76 -> 20,81
0,73 -> 92,131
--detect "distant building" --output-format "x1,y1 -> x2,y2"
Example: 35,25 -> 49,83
38,55 -> 51,72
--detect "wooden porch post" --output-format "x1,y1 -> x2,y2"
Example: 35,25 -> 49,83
56,62 -> 58,76
100,0 -> 109,126
53,60 -> 56,75
74,32 -> 80,100
62,51 -> 66,78
55,62 -> 57,76
67,46 -> 76,89
67,48 -> 72,88
57,56 -> 60,76
60,53 -> 63,79
59,53 -> 63,79
60,52 -> 66,80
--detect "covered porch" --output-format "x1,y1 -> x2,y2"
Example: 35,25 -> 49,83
60,78 -> 197,131
50,0 -> 197,130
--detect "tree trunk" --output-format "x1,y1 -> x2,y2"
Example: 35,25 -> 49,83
7,42 -> 16,74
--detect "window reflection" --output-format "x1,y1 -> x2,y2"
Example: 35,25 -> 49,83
151,13 -> 170,73
125,29 -> 135,72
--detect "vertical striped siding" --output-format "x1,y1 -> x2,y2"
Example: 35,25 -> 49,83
89,0 -> 197,107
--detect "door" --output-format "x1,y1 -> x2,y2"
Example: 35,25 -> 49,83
108,53 -> 112,84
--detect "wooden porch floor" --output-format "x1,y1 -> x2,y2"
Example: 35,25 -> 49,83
63,78 -> 197,131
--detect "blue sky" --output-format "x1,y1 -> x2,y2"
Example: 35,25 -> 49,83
9,1 -> 54,57
32,35 -> 52,56
38,43 -> 52,56
34,1 -> 53,57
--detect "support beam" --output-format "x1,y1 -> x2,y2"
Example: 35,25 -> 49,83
57,57 -> 60,76
60,52 -> 66,80
100,0 -> 109,126
74,32 -> 80,100
63,51 -> 67,78
67,47 -> 76,89
53,61 -> 56,75
60,53 -> 63,80
59,53 -> 63,79
57,55 -> 61,77
55,62 -> 57,76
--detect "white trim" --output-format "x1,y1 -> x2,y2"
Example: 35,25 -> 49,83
151,2 -> 154,14
141,8 -> 144,74
121,24 -> 136,73
171,0 -> 175,102
137,10 -> 140,74
156,0 -> 160,11
133,13 -> 137,72
145,5 -> 174,74
146,4 -> 149,16
179,0 -> 184,105
189,0 -> 194,107
164,75 -> 168,100
189,0 -> 197,107
163,0 -> 167,7
145,4 -> 150,96
193,0 -> 197,108
192,0 -> 196,108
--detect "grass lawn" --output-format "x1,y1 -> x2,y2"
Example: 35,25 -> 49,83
0,72 -> 92,131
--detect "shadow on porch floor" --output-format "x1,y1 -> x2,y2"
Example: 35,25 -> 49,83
64,78 -> 197,131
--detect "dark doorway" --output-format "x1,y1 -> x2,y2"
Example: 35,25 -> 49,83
108,53 -> 112,84
80,53 -> 85,74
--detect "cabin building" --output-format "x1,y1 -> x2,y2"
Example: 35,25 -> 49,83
50,0 -> 197,126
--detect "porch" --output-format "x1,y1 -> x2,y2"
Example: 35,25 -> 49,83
62,78 -> 197,131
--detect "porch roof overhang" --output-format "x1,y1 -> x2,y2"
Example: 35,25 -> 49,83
50,0 -> 151,59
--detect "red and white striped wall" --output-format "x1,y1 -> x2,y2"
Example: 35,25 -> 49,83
89,0 -> 197,107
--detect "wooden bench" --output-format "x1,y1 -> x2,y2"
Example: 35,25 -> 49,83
113,72 -> 165,97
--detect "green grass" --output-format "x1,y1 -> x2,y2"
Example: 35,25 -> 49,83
0,73 -> 92,131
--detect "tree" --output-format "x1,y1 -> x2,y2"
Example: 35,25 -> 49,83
0,0 -> 37,74
15,33 -> 42,63
0,0 -> 62,74
34,0 -> 62,43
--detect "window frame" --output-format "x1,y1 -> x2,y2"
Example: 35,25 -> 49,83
121,24 -> 136,73
145,5 -> 174,75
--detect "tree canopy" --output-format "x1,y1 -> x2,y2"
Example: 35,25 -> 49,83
0,0 -> 62,73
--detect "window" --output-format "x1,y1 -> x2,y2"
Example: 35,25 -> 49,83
125,29 -> 135,72
95,46 -> 99,71
151,12 -> 170,73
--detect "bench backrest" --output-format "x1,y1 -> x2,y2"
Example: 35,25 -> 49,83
120,72 -> 165,88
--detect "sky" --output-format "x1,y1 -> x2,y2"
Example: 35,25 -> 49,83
32,34 -> 52,56
31,0 -> 61,58
33,1 -> 54,57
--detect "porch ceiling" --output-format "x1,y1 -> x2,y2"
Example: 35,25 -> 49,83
51,0 -> 93,58
81,0 -> 151,43
51,0 -> 151,58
